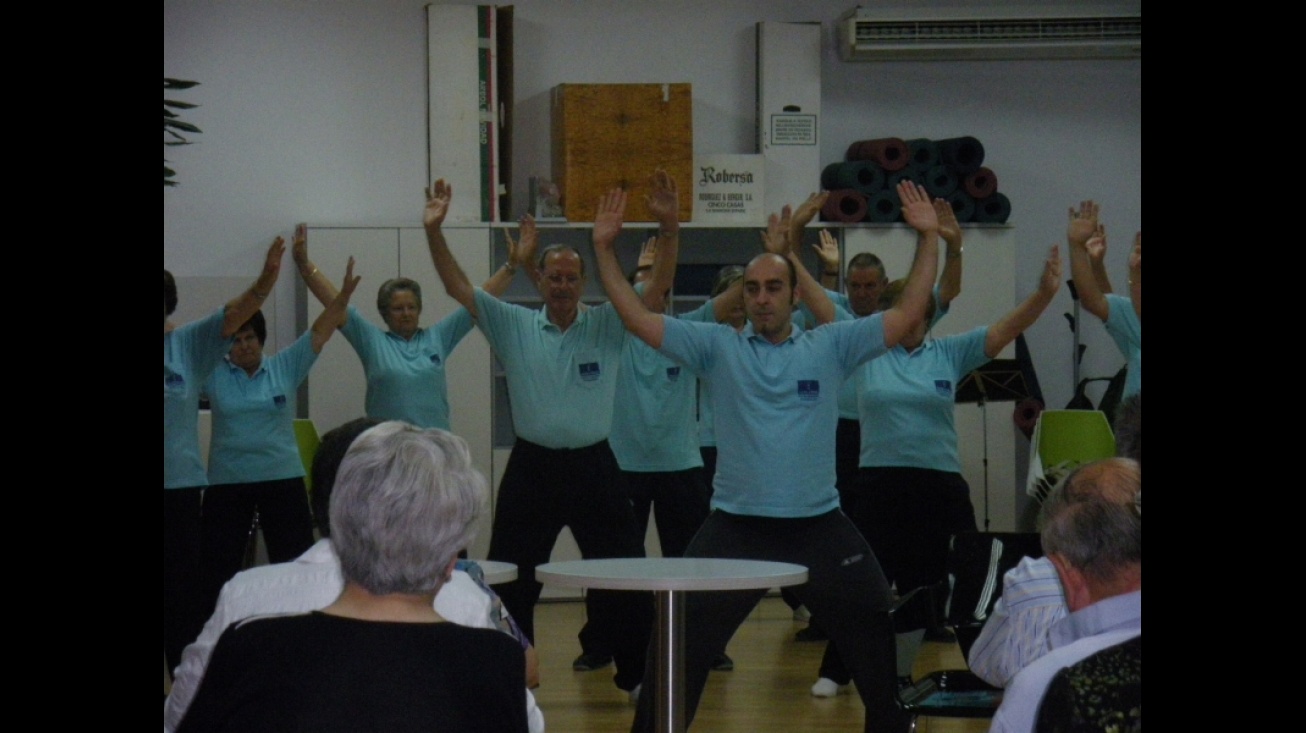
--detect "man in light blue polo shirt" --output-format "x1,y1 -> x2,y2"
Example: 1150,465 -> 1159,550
597,181 -> 941,733
422,173 -> 680,696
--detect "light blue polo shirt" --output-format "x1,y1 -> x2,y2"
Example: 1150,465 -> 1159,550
473,288 -> 627,448
204,333 -> 318,486
608,337 -> 701,472
660,314 -> 888,518
340,305 -> 473,429
1104,294 -> 1141,399
164,308 -> 229,489
856,326 -> 990,472
674,300 -> 722,449
798,287 -> 948,420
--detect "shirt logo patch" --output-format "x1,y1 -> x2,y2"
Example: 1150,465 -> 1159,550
666,366 -> 681,381
429,353 -> 442,365
934,379 -> 952,396
273,394 -> 287,407
579,362 -> 601,381
797,380 -> 820,401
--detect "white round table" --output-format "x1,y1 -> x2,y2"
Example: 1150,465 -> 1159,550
536,557 -> 808,733
467,559 -> 517,585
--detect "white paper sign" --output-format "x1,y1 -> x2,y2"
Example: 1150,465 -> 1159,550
693,154 -> 766,225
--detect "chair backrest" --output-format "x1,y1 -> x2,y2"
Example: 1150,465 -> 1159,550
1035,409 -> 1116,469
945,531 -> 1043,658
1035,635 -> 1141,732
293,418 -> 321,490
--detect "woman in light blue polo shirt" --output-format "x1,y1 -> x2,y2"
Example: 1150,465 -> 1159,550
197,259 -> 359,614
291,224 -> 529,429
811,246 -> 1063,696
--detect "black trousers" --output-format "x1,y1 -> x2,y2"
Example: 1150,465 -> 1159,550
164,487 -> 204,676
631,509 -> 909,733
620,468 -> 711,559
819,466 -> 977,684
198,477 -> 317,618
487,438 -> 652,691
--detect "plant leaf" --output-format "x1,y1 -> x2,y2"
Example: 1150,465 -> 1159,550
164,99 -> 198,110
164,78 -> 200,89
165,119 -> 202,134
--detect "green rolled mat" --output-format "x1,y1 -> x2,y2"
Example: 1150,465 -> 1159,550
907,138 -> 940,171
845,137 -> 910,171
923,165 -> 959,198
947,190 -> 977,223
937,136 -> 986,176
963,167 -> 998,199
821,189 -> 869,223
974,192 -> 1012,223
821,161 -> 886,194
864,189 -> 901,223
885,167 -> 924,190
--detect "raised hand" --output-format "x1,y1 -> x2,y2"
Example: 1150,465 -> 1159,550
1129,232 -> 1141,279
1039,246 -> 1062,295
898,181 -> 939,234
339,256 -> 362,298
645,169 -> 679,227
593,188 -> 627,249
812,229 -> 840,272
1085,224 -> 1107,263
506,213 -> 538,270
424,179 -> 453,229
791,192 -> 829,231
935,198 -> 961,245
292,223 -> 309,267
637,236 -> 658,269
760,204 -> 794,256
263,236 -> 287,280
1067,200 -> 1099,247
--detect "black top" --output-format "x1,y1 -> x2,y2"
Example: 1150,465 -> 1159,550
178,611 -> 528,733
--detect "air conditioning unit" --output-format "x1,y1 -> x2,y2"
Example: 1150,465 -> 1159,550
837,6 -> 1141,62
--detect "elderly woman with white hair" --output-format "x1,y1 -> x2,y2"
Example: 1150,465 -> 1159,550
177,422 -> 528,733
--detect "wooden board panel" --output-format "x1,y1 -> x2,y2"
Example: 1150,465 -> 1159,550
551,83 -> 693,222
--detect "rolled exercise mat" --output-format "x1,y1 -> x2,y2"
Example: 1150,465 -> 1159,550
845,137 -> 910,171
923,165 -> 959,198
864,189 -> 901,223
963,167 -> 998,199
885,167 -> 924,191
937,136 -> 986,176
821,161 -> 885,195
907,138 -> 940,171
821,189 -> 869,223
973,192 -> 1012,224
946,190 -> 977,223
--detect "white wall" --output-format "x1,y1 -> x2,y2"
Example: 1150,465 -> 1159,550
164,0 -> 1140,410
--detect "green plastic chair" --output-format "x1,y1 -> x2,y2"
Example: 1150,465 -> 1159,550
1027,410 -> 1116,503
293,418 -> 321,491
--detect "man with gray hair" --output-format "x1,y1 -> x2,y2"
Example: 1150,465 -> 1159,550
989,457 -> 1142,733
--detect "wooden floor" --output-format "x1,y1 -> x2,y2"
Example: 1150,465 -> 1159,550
531,596 -> 989,733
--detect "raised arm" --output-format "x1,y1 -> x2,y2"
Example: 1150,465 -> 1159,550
985,247 -> 1061,357
1066,200 -> 1109,321
936,198 -> 964,307
292,223 -> 341,309
482,215 -> 538,297
593,188 -> 666,348
310,258 -> 362,352
710,277 -> 744,325
223,237 -> 286,338
774,192 -> 836,325
1128,232 -> 1141,321
1086,224 -> 1113,295
423,178 -> 479,317
641,168 -> 681,311
881,181 -> 940,346
812,228 -> 841,291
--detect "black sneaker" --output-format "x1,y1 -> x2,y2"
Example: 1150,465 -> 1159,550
711,653 -> 734,671
794,625 -> 829,642
572,652 -> 614,671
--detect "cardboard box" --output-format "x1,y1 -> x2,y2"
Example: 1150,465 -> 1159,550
692,154 -> 766,225
551,83 -> 693,222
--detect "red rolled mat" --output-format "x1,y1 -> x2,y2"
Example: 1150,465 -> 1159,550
821,189 -> 868,223
845,137 -> 910,171
963,167 -> 998,199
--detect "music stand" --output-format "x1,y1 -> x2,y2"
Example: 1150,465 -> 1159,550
956,359 -> 1032,530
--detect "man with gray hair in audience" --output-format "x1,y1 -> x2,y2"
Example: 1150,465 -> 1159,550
988,457 -> 1141,733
